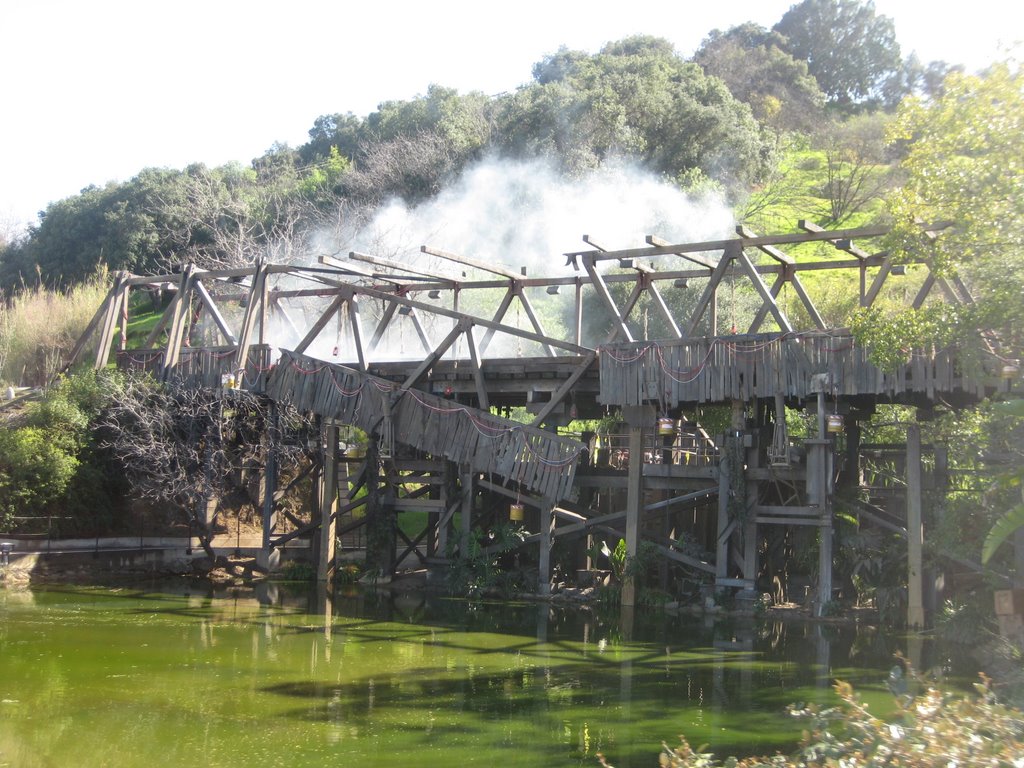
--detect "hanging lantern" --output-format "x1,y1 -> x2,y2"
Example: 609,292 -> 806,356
1001,363 -> 1020,380
510,502 -> 525,522
657,417 -> 676,437
827,414 -> 844,433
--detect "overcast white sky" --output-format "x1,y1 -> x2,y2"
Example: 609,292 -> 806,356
1,0 -> 1021,231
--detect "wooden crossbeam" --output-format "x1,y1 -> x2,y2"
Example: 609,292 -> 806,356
421,245 -> 522,281
567,221 -> 950,263
350,250 -> 458,283
347,296 -> 367,372
736,249 -> 793,333
401,320 -> 467,391
193,279 -> 238,346
686,242 -> 738,337
294,294 -> 345,355
647,234 -> 717,269
582,255 -> 634,343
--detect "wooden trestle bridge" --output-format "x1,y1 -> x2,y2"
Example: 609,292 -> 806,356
67,220 -> 1017,620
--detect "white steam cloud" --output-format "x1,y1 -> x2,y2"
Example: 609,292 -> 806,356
345,156 -> 733,274
277,156 -> 735,361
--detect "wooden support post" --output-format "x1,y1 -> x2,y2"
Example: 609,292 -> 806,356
806,388 -> 834,615
818,391 -> 834,615
741,433 -> 759,599
574,279 -> 583,347
839,420 -> 861,491
621,404 -> 654,607
716,401 -> 746,591
459,467 -> 474,554
907,423 -> 925,628
259,403 -> 280,572
538,502 -> 553,596
318,423 -> 339,581
363,439 -> 393,577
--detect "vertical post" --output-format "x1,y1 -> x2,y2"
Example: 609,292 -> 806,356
538,502 -> 553,596
318,422 -> 338,581
459,467 -> 474,554
906,423 -> 925,628
259,403 -> 280,572
621,405 -> 653,607
816,389 -> 834,615
741,439 -> 759,600
715,401 -> 746,590
574,279 -> 583,347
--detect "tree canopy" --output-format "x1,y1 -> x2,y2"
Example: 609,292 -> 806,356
774,0 -> 902,107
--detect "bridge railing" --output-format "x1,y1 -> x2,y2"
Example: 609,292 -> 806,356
116,345 -> 273,392
598,331 -> 991,407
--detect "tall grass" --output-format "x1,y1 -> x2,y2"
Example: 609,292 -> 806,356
0,270 -> 111,387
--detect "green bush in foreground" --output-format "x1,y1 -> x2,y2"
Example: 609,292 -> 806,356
599,666 -> 1024,768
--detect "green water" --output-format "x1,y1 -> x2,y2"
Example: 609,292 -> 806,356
0,583 -> 935,767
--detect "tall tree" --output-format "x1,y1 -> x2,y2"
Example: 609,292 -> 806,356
694,23 -> 826,133
884,61 -> 1024,360
496,36 -> 771,193
774,0 -> 902,108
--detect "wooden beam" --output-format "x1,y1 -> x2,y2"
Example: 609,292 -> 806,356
645,280 -> 682,339
646,234 -> 717,269
477,286 -> 517,354
365,300 -> 399,356
294,294 -> 346,355
529,351 -> 597,427
736,249 -> 793,333
421,245 -> 522,281
347,296 -> 367,372
863,254 -> 894,307
516,287 -> 557,357
686,242 -> 737,337
407,308 -> 434,354
400,320 -> 467,391
233,262 -> 267,378
464,326 -> 489,411
582,255 -> 634,343
566,221 -> 951,262
350,250 -> 457,283
193,279 -> 238,346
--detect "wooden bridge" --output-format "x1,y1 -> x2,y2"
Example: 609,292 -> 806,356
67,220 -> 1018,620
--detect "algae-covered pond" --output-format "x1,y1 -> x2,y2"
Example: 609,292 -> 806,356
0,583 -> 962,767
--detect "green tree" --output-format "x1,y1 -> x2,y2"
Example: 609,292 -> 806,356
495,36 -> 771,194
883,62 -> 1024,363
774,0 -> 902,108
694,23 -> 826,133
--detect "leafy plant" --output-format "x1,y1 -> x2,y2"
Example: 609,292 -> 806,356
599,661 -> 1024,768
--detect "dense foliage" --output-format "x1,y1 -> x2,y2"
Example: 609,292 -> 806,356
0,371 -> 124,534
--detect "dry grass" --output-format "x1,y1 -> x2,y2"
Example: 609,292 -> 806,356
0,270 -> 111,386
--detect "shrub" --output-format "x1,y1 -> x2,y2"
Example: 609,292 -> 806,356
598,662 -> 1024,768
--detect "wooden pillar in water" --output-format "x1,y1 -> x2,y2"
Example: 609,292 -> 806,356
715,401 -> 746,590
806,387 -> 833,615
364,439 -> 393,577
538,502 -> 553,596
622,405 -> 654,607
906,424 -> 925,628
317,422 -> 338,581
259,403 -> 280,572
459,466 -> 474,554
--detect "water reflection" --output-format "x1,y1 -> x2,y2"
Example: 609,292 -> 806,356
0,581 -> 973,768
